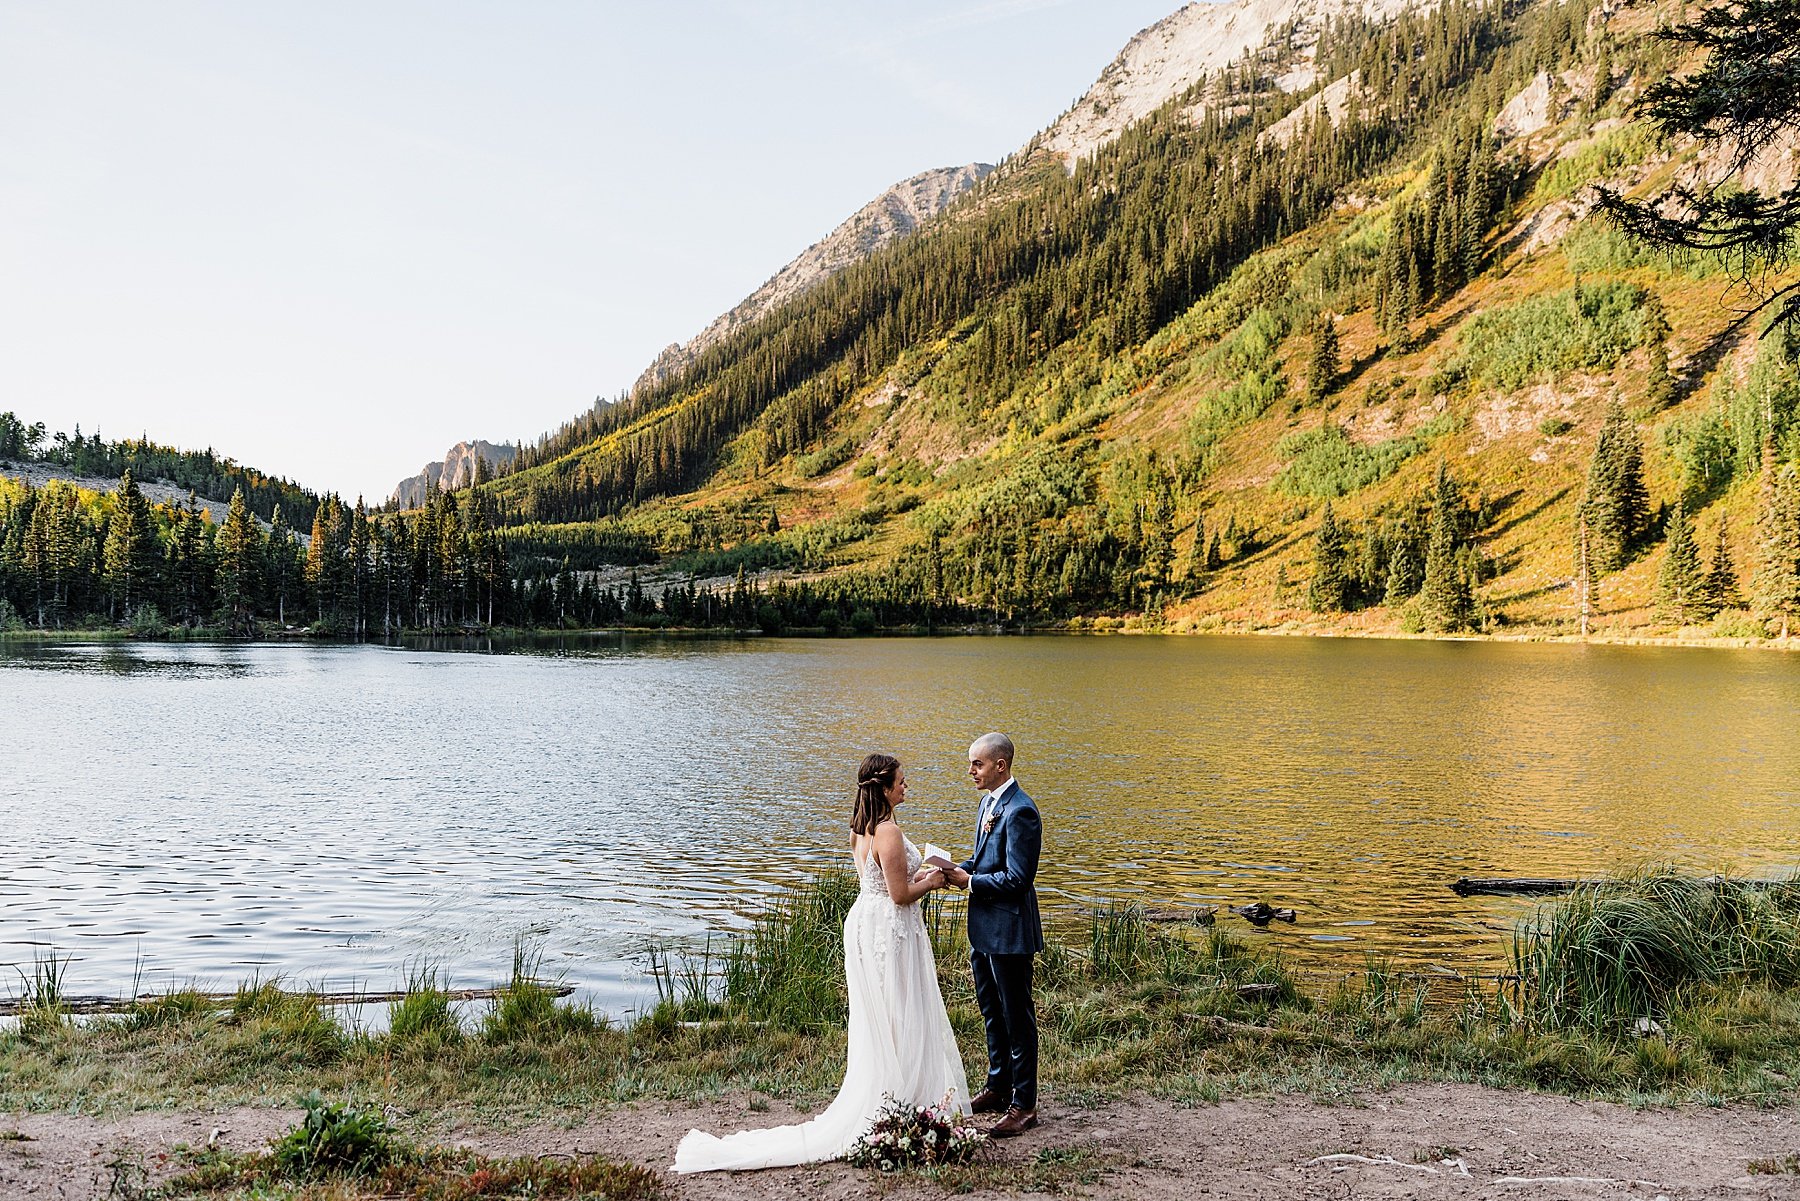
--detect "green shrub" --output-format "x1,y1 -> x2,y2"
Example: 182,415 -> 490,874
1274,423 -> 1432,497
127,603 -> 169,639
796,436 -> 857,477
1533,123 -> 1659,203
1539,415 -> 1575,438
1454,282 -> 1647,390
269,1092 -> 393,1178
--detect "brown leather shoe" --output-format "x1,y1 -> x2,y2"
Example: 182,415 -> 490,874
969,1087 -> 1009,1115
989,1106 -> 1038,1138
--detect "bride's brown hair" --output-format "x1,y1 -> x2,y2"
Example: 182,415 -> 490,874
850,753 -> 900,835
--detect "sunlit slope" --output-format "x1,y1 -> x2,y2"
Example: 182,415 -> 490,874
485,0 -> 1794,637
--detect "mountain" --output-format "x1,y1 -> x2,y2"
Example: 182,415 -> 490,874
1030,0 -> 1417,166
633,163 -> 996,395
392,440 -> 517,508
481,0 -> 1800,641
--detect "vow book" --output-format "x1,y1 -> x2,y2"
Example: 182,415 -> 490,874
921,844 -> 958,872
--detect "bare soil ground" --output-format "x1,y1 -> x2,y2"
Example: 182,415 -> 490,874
4,1085 -> 1798,1200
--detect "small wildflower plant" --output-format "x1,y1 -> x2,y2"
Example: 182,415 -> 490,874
844,1095 -> 987,1171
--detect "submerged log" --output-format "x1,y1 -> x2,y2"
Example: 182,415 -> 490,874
1076,904 -> 1219,925
1451,875 -> 1797,898
0,982 -> 573,1018
1450,877 -> 1590,897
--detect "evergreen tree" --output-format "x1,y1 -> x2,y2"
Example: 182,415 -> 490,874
1701,517 -> 1742,615
1653,492 -> 1701,623
1752,445 -> 1800,637
1185,511 -> 1208,594
1308,501 -> 1352,612
101,469 -> 156,619
1305,312 -> 1341,407
1596,0 -> 1800,332
265,505 -> 300,626
1580,401 -> 1651,572
214,487 -> 264,636
1642,294 -> 1675,408
1420,465 -> 1474,631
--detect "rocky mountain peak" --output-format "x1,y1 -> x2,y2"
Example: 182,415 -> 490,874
391,440 -> 517,508
1030,0 -> 1424,168
633,162 -> 995,396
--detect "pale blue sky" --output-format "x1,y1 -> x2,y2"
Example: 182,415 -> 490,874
2,1 -> 1183,498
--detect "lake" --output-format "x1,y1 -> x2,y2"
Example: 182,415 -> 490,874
3,633 -> 1797,1017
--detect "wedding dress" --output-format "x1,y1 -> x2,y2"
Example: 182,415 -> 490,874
672,837 -> 970,1173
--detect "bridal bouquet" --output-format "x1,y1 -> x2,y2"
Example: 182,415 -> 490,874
845,1096 -> 987,1171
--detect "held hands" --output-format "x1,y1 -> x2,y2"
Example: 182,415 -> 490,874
942,865 -> 971,890
911,866 -> 948,890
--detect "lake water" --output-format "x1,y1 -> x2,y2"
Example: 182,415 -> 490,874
3,634 -> 1798,1017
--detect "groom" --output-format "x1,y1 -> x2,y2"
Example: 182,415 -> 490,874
944,732 -> 1042,1137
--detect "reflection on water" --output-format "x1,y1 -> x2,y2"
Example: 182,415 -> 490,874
3,634 -> 1798,1016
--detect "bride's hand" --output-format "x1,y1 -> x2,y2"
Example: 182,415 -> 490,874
911,867 -> 945,889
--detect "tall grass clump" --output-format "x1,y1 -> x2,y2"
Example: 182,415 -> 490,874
386,964 -> 462,1048
1514,869 -> 1800,1030
482,943 -> 597,1042
228,979 -> 344,1065
13,947 -> 71,1040
716,872 -> 857,1031
125,987 -> 210,1031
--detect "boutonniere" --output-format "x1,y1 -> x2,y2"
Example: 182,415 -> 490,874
983,812 -> 999,834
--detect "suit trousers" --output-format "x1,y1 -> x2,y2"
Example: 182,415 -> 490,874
969,950 -> 1037,1110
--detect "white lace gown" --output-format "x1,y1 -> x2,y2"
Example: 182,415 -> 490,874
672,839 -> 970,1173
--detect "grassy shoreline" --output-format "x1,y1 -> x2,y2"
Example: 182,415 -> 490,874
5,872 -> 1800,1128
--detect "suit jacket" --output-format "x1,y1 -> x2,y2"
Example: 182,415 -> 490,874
959,783 -> 1044,955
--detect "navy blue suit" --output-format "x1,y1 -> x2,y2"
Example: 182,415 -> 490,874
959,781 -> 1042,1110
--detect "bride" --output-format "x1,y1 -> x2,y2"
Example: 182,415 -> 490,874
673,753 -> 968,1173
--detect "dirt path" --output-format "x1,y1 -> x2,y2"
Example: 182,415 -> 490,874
4,1085 -> 1798,1199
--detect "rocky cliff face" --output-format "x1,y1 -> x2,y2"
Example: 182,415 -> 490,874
633,162 -> 995,395
391,440 -> 517,508
1030,0 -> 1422,167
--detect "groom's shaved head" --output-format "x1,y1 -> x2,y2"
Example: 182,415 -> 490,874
970,732 -> 1015,766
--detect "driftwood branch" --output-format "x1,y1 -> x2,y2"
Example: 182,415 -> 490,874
1452,875 -> 1797,898
0,983 -> 572,1018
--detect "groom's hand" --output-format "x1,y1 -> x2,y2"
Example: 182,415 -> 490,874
944,865 -> 971,889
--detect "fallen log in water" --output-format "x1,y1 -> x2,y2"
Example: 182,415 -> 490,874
1076,904 -> 1219,925
1451,875 -> 1797,898
1450,877 -> 1591,897
0,983 -> 573,1018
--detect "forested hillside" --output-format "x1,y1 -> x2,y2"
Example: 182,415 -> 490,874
458,0 -> 1799,642
3,0 -> 1794,642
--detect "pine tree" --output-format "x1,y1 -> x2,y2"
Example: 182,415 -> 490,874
1752,444 -> 1800,637
1305,312 -> 1340,406
1595,0 -> 1800,332
102,469 -> 156,619
1654,492 -> 1701,624
1185,510 -> 1208,594
1420,465 -> 1474,631
1701,517 -> 1742,615
1642,294 -> 1675,408
214,487 -> 264,636
1308,501 -> 1352,612
265,505 -> 298,626
1580,401 -> 1650,572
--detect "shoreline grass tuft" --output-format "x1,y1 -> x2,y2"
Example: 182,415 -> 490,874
4,871 -> 1800,1123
